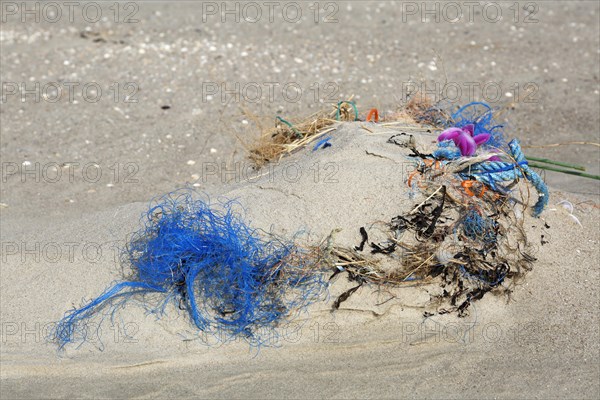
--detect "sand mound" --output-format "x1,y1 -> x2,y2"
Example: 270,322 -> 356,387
1,122 -> 598,399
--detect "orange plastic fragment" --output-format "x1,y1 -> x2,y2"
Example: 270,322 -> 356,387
461,180 -> 487,198
366,108 -> 379,123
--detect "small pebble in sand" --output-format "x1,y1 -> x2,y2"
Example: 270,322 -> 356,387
0,203 -> 8,208
210,148 -> 217,154
187,160 -> 196,166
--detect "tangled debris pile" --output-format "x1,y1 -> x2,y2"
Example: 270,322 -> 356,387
54,96 -> 558,349
315,100 -> 546,315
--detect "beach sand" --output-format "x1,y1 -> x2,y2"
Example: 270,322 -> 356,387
1,122 -> 598,399
1,2 -> 599,398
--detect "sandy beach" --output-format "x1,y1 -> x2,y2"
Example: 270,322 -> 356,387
1,2 -> 599,399
2,121 -> 599,399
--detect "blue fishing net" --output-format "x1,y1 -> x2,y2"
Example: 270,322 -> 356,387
416,100 -> 507,149
53,191 -> 326,349
461,209 -> 498,244
450,102 -> 506,149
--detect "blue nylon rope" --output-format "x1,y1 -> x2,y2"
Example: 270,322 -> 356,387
428,137 -> 549,216
53,192 -> 326,349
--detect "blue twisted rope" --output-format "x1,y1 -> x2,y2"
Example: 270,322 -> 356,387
458,139 -> 548,216
433,141 -> 461,160
427,138 -> 549,216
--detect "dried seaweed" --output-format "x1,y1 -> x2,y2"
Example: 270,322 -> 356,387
332,284 -> 363,310
354,227 -> 369,251
321,141 -> 537,315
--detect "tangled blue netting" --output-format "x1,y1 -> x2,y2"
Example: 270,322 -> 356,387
418,101 -> 506,151
54,191 -> 326,349
450,102 -> 506,149
456,210 -> 507,285
461,209 -> 498,244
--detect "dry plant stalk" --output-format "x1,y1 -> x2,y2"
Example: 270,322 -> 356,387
389,91 -> 452,128
248,93 -> 448,168
249,101 -> 358,167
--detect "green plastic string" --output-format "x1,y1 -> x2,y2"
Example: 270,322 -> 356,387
335,101 -> 359,121
525,156 -> 586,171
528,163 -> 600,180
276,116 -> 302,139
